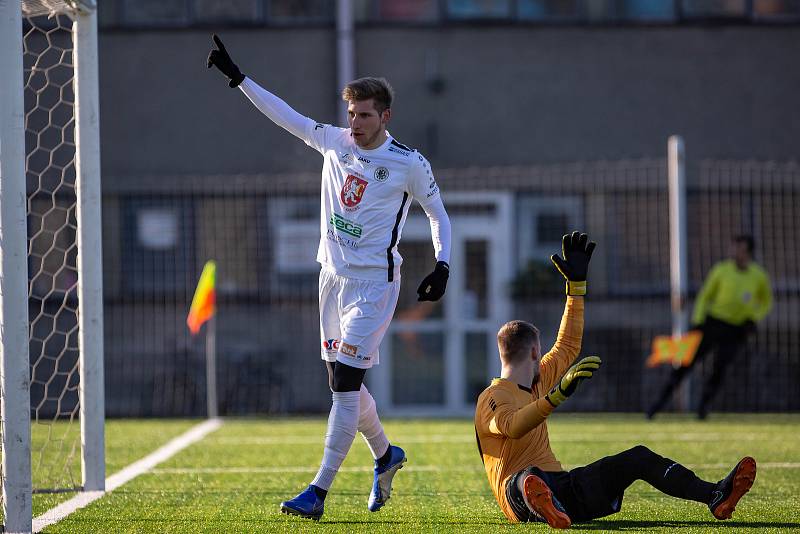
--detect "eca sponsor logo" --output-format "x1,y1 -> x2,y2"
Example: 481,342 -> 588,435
388,145 -> 409,157
323,339 -> 341,352
330,212 -> 363,238
374,166 -> 389,182
341,174 -> 368,209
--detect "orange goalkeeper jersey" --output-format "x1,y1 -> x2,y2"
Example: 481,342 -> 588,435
474,297 -> 584,522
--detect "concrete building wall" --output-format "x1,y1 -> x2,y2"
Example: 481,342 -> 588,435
98,25 -> 800,182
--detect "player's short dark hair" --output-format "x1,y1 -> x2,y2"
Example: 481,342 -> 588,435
734,234 -> 754,254
497,320 -> 540,364
341,77 -> 394,114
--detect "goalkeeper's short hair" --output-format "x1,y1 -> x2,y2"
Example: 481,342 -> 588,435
497,320 -> 540,364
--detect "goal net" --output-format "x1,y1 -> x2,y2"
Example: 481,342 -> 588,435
1,0 -> 103,531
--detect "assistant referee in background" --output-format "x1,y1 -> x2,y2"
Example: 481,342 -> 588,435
648,235 -> 773,420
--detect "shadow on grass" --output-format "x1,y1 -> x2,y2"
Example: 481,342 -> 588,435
575,520 -> 800,530
59,518 -> 507,526
111,489 -> 490,498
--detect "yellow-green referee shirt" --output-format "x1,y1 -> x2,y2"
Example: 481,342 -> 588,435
692,259 -> 773,327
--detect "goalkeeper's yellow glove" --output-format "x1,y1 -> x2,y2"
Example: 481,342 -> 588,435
550,231 -> 596,296
545,356 -> 602,407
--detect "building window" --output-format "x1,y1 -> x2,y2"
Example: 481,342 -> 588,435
516,195 -> 583,268
267,0 -> 334,24
518,0 -> 582,21
120,0 -> 190,27
681,0 -> 748,18
137,208 -> 179,251
121,197 -> 195,294
446,0 -> 513,19
266,196 -> 319,298
194,0 -> 264,24
754,0 -> 800,19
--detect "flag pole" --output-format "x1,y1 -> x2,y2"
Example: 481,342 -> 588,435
206,315 -> 218,418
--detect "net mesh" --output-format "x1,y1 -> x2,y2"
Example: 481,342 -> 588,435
23,10 -> 82,493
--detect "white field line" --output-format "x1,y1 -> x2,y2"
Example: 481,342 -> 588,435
151,462 -> 800,475
32,418 -> 223,533
206,432 -> 775,446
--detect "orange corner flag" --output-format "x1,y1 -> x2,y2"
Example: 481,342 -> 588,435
187,260 -> 216,335
646,330 -> 703,368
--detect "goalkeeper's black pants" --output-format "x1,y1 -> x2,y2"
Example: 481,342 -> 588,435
648,316 -> 749,418
507,446 -> 716,522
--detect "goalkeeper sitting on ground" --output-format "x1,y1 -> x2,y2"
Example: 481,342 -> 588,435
474,232 -> 757,528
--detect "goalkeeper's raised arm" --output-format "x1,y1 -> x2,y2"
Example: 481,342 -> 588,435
537,231 -> 596,390
476,232 -> 597,440
207,34 -> 315,141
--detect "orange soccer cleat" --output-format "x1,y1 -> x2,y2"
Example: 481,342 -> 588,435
709,456 -> 757,520
523,474 -> 572,529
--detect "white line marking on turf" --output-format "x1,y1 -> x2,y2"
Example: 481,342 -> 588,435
32,418 -> 223,533
150,461 -> 800,475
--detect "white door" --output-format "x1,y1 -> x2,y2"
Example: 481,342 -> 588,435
370,192 -> 514,416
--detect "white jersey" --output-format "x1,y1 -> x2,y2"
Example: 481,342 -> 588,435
238,77 -> 449,282
302,122 -> 440,281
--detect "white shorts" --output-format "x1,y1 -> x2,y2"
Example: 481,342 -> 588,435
319,268 -> 401,369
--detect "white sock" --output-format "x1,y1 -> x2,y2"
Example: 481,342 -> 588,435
358,384 -> 390,460
311,390 -> 360,491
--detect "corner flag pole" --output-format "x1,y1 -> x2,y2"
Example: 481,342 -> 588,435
186,260 -> 218,418
206,315 -> 218,418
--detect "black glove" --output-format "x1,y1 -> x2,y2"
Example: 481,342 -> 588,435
207,34 -> 245,88
743,319 -> 757,334
550,231 -> 596,296
417,261 -> 449,302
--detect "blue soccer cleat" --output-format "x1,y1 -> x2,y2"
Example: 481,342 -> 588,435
280,485 -> 324,521
368,445 -> 407,512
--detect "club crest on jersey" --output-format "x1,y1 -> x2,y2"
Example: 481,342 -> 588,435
341,174 -> 368,209
374,166 -> 389,182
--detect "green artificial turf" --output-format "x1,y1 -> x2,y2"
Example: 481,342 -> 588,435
37,414 -> 800,533
30,419 -> 199,516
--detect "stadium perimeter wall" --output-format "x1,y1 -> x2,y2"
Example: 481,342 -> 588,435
97,25 -> 800,179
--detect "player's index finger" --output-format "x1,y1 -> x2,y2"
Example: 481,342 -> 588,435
213,34 -> 226,51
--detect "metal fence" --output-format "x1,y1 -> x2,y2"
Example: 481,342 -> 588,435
87,157 -> 800,416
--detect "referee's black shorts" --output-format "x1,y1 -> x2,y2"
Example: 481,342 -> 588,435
506,457 -> 625,523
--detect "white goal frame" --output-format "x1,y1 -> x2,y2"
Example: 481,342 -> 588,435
0,1 -> 104,532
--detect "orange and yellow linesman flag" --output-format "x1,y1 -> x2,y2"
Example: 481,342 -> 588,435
646,330 -> 703,368
187,260 -> 216,335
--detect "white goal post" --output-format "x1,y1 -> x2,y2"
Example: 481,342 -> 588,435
0,0 -> 104,531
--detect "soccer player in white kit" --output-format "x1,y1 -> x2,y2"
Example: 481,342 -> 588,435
208,35 -> 452,520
